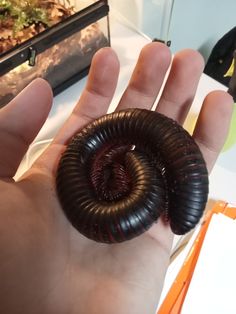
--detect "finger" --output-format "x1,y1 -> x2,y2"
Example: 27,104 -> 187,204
0,78 -> 53,178
193,90 -> 233,172
157,49 -> 204,124
34,47 -> 120,174
116,42 -> 171,111
52,47 -> 119,145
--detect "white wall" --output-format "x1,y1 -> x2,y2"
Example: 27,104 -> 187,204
109,0 -> 144,28
109,0 -> 174,42
109,0 -> 236,61
169,0 -> 236,61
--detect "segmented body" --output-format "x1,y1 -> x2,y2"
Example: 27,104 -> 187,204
56,109 -> 208,243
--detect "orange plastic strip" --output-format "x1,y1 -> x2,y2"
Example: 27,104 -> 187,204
158,201 -> 229,314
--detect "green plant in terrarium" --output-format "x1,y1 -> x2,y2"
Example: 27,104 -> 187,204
0,0 -> 50,35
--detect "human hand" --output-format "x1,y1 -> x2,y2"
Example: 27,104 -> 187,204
0,43 -> 233,314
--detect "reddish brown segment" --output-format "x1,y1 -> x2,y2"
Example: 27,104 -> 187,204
56,109 -> 209,243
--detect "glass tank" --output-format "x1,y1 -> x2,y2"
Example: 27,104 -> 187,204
0,0 -> 110,107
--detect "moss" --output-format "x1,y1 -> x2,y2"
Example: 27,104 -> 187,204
0,0 -> 50,35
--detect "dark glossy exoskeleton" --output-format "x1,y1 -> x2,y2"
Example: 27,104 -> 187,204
56,109 -> 209,243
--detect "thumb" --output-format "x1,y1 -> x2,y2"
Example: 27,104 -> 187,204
0,78 -> 53,178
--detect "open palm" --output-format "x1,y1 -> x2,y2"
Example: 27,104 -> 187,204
0,43 -> 233,314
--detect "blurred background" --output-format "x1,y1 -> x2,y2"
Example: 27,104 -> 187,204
109,0 -> 235,61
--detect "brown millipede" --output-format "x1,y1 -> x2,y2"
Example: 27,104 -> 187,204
56,108 -> 209,243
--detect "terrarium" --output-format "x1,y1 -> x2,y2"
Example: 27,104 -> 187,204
0,0 -> 110,107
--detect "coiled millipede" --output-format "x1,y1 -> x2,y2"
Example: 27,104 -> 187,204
56,108 -> 209,243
